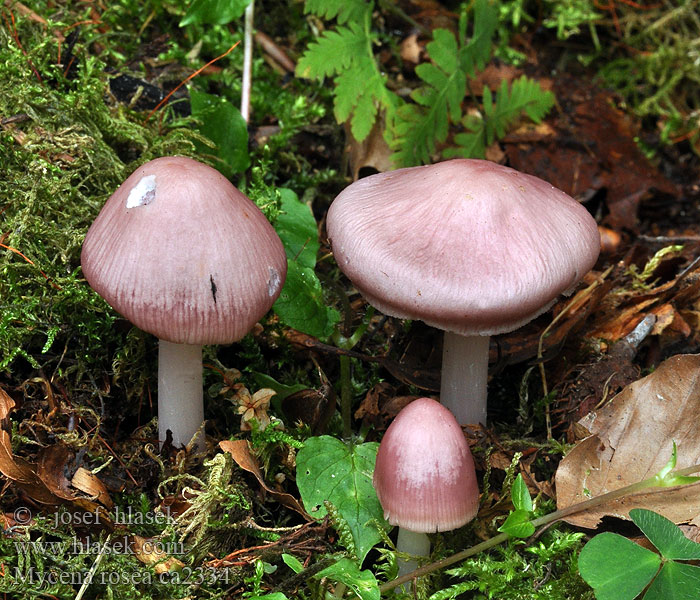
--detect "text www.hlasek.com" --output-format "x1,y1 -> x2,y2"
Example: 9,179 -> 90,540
9,506 -> 234,587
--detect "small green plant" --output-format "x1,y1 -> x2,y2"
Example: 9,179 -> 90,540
272,189 -> 340,339
497,473 -> 536,538
579,508 -> 700,600
296,435 -> 388,562
297,0 -> 555,166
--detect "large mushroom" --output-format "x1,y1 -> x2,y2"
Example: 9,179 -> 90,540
373,397 -> 479,576
326,159 -> 600,425
81,156 -> 287,449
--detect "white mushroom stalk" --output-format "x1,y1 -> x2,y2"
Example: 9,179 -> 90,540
441,332 -> 489,426
157,341 -> 203,448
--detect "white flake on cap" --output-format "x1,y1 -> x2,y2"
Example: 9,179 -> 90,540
267,266 -> 282,297
126,175 -> 157,208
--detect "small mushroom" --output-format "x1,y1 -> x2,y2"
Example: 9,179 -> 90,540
81,156 -> 287,449
326,159 -> 600,425
373,397 -> 479,576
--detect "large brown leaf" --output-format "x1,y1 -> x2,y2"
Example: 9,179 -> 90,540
556,353 -> 700,528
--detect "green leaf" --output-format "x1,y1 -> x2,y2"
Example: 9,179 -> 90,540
274,189 -> 319,270
303,0 -> 371,25
445,114 -> 486,159
250,372 -> 307,412
248,594 -> 288,600
511,474 -> 532,512
644,561 -> 700,600
296,23 -> 369,80
447,77 -> 554,160
630,509 -> 700,561
315,558 -> 380,600
282,553 -> 304,574
498,509 -> 535,538
180,0 -> 251,26
578,532 -> 660,600
333,57 -> 390,142
272,261 -> 340,339
389,0 -> 498,166
390,28 -> 466,166
483,77 -> 555,146
296,436 -> 388,562
458,0 -> 498,76
189,89 -> 249,178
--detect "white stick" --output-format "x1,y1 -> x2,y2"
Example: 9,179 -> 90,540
440,332 -> 489,426
241,0 -> 255,122
157,339 -> 204,449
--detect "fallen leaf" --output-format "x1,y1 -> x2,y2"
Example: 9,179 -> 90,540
556,354 -> 700,528
506,74 -> 678,230
0,387 -> 14,422
400,34 -> 422,63
219,440 -> 310,519
345,115 -> 394,180
0,388 -> 58,505
71,467 -> 114,509
131,534 -> 184,573
37,445 -> 76,501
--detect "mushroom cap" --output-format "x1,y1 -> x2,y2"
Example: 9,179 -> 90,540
327,159 -> 600,336
81,156 -> 287,345
373,397 -> 479,533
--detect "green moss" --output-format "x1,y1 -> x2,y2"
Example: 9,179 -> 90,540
0,8 -> 201,392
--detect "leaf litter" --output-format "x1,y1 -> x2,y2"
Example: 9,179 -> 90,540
556,354 -> 700,529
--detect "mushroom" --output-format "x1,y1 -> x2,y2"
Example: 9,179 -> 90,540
81,156 -> 287,449
326,159 -> 600,425
373,397 -> 479,576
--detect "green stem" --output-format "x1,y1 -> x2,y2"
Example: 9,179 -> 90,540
379,463 -> 700,592
340,354 -> 352,439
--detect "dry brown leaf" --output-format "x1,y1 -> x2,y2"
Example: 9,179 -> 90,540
345,116 -> 394,180
0,387 -> 14,422
37,445 -> 76,501
471,63 -> 520,91
130,534 -> 184,573
0,389 -> 59,505
71,467 -> 114,509
400,34 -> 422,63
219,440 -> 310,519
556,353 -> 700,528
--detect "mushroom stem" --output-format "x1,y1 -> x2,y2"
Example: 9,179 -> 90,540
396,528 -> 431,579
157,339 -> 204,449
440,332 -> 489,425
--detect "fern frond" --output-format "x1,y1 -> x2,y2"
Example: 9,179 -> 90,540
389,0 -> 498,166
389,29 -> 466,166
459,0 -> 498,75
444,113 -> 487,159
297,3 -> 398,142
303,0 -> 372,25
334,57 -> 390,140
484,76 -> 555,143
447,76 -> 555,159
296,22 -> 369,79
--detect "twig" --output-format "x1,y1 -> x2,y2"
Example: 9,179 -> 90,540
146,41 -> 240,121
241,1 -> 255,122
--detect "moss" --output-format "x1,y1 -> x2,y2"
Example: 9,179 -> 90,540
0,7 -> 201,398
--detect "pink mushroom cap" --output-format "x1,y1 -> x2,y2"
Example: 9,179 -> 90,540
327,159 -> 600,336
373,397 -> 479,533
81,156 -> 287,345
